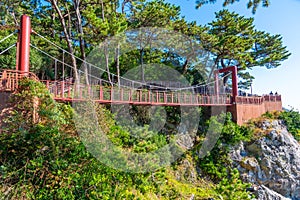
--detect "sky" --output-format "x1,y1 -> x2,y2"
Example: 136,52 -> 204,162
166,0 -> 300,110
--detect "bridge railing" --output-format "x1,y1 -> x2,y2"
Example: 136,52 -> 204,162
236,95 -> 281,105
0,69 -> 39,91
236,96 -> 264,104
263,95 -> 281,102
41,80 -> 232,106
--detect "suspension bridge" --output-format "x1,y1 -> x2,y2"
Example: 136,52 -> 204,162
0,15 -> 282,122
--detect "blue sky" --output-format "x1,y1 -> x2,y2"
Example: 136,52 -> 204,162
166,0 -> 300,110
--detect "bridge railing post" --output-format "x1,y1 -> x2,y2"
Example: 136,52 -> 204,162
61,81 -> 65,98
110,87 -> 113,102
99,86 -> 103,100
120,88 -> 124,101
148,90 -> 150,103
67,81 -> 71,98
128,89 -> 131,102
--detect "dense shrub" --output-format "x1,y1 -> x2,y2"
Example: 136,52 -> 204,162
0,79 -> 217,199
195,113 -> 253,199
0,78 -> 257,199
279,110 -> 300,141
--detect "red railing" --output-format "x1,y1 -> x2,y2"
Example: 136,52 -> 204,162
1,71 -> 282,107
0,69 -> 39,91
41,80 -> 232,106
263,95 -> 281,102
236,95 -> 281,105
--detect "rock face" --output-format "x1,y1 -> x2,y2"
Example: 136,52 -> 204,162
230,120 -> 300,200
255,185 -> 290,200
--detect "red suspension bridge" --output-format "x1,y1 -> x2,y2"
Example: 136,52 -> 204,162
0,15 -> 281,107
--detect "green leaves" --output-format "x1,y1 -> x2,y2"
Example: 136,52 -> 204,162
129,0 -> 180,28
196,0 -> 270,14
279,110 -> 300,141
197,112 -> 253,196
0,30 -> 17,69
216,169 -> 252,200
0,0 -> 289,90
203,9 -> 290,89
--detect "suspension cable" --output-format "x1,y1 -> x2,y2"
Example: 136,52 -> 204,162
0,32 -> 16,44
30,44 -> 76,70
33,31 -> 178,86
0,43 -> 16,55
31,35 -> 234,92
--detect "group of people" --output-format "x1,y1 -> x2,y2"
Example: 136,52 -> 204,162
237,90 -> 280,97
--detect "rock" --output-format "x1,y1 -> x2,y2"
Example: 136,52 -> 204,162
254,185 -> 290,200
240,157 -> 259,171
175,157 -> 197,183
230,120 -> 300,200
176,133 -> 194,150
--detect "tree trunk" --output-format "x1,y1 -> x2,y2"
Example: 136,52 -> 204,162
100,0 -> 105,20
182,59 -> 189,74
74,0 -> 89,84
104,41 -> 112,85
115,43 -> 120,87
50,0 -> 79,82
207,55 -> 220,83
140,48 -> 145,82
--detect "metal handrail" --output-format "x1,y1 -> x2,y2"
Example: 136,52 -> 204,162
0,69 -> 39,92
236,95 -> 282,105
0,69 -> 39,81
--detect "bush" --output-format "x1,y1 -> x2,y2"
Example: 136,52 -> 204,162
279,110 -> 300,141
216,169 -> 252,200
196,113 -> 253,199
0,78 -> 218,199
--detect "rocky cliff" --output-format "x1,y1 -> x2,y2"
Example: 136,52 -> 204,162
230,119 -> 300,200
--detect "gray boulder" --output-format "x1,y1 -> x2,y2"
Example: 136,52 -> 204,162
229,120 -> 300,200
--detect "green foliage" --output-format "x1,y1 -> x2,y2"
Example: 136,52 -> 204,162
0,0 -> 290,89
202,9 -> 290,89
108,124 -> 168,153
258,110 -> 300,142
0,79 -> 255,199
196,113 -> 253,198
0,27 -> 53,73
128,0 -> 180,28
221,113 -> 253,144
195,0 -> 270,14
216,169 -> 252,200
0,30 -> 17,69
261,111 -> 277,119
0,1 -> 288,198
279,110 -> 300,141
0,79 -> 217,199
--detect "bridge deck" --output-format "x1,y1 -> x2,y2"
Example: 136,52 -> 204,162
42,80 -> 231,106
0,70 -> 281,107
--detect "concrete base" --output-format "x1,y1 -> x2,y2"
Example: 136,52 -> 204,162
227,101 -> 282,125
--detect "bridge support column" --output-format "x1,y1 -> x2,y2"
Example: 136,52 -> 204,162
216,66 -> 238,104
16,15 -> 31,74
